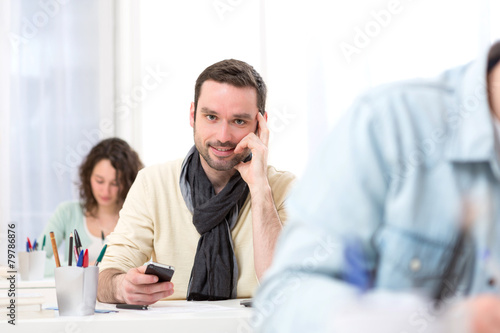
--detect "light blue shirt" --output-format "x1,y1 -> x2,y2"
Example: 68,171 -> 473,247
254,42 -> 500,332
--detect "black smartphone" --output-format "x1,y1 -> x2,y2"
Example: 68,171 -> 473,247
144,262 -> 175,282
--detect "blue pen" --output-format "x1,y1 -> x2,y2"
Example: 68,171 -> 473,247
26,241 -> 29,253
33,239 -> 37,251
76,249 -> 84,267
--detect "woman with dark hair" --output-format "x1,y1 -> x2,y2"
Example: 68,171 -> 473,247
40,137 -> 143,275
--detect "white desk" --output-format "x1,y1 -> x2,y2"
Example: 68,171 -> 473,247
1,283 -> 254,333
0,277 -> 56,302
0,278 -> 55,289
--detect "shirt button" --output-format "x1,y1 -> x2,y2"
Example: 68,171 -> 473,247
488,278 -> 496,287
409,258 -> 421,272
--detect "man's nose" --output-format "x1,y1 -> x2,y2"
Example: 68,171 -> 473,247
216,122 -> 233,144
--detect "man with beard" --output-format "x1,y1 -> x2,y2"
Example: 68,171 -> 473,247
97,59 -> 295,304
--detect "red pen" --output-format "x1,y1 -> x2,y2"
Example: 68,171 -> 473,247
83,249 -> 89,268
27,237 -> 32,252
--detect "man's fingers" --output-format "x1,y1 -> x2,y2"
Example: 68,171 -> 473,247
125,288 -> 174,305
234,132 -> 267,155
122,273 -> 175,305
136,265 -> 148,273
234,134 -> 255,155
128,267 -> 159,284
234,112 -> 268,155
129,281 -> 173,294
257,112 -> 269,146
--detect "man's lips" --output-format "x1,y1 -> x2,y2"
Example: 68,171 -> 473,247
210,146 -> 235,157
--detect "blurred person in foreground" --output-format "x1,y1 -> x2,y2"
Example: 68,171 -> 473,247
97,59 -> 295,303
254,41 -> 500,333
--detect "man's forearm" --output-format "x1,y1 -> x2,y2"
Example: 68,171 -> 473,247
97,268 -> 125,303
250,184 -> 283,280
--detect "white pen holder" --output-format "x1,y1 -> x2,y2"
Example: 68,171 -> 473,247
18,251 -> 46,281
54,266 -> 99,316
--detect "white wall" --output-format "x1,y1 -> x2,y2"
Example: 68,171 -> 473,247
138,0 -> 495,178
139,0 -> 264,167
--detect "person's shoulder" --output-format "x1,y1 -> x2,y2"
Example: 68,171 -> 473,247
342,65 -> 469,145
357,64 -> 465,117
49,201 -> 83,224
134,159 -> 184,191
368,63 -> 464,97
266,166 -> 296,188
54,201 -> 81,214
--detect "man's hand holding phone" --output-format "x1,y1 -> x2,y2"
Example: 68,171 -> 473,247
115,263 -> 175,305
144,262 -> 175,282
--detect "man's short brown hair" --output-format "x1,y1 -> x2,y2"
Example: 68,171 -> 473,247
194,59 -> 267,117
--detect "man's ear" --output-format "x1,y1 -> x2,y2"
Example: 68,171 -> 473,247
190,102 -> 195,128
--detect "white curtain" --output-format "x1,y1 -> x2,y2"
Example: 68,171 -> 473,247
5,0 -> 114,257
0,0 -> 12,265
114,0 -> 142,155
138,0 -> 497,177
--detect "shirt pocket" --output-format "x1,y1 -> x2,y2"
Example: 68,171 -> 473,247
373,225 -> 474,298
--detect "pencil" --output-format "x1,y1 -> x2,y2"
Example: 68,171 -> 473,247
49,231 -> 61,267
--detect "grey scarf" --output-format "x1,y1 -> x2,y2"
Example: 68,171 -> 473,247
180,146 -> 249,300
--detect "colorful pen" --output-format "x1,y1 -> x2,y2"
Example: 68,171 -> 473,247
76,249 -> 84,267
41,235 -> 46,250
74,229 -> 82,254
95,244 -> 107,266
68,233 -> 73,266
83,249 -> 89,268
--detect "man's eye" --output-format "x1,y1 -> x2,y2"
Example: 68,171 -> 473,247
235,119 -> 246,125
206,115 -> 217,121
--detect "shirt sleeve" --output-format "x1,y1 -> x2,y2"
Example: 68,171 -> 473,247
99,169 -> 154,273
268,169 -> 296,225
